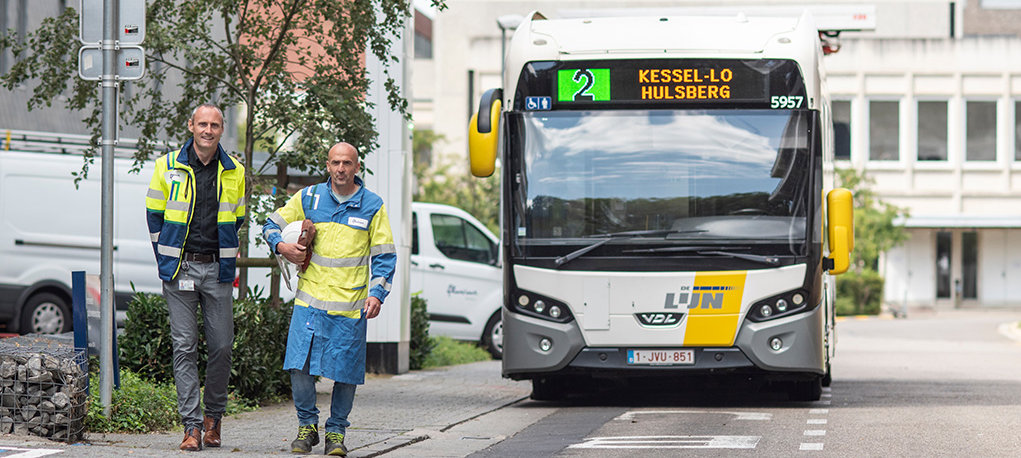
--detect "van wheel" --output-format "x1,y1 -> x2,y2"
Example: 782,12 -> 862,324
22,292 -> 71,335
481,311 -> 503,359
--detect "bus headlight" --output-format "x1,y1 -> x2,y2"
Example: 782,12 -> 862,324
512,289 -> 574,323
749,290 -> 810,322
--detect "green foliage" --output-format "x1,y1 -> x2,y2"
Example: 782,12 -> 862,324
409,295 -> 434,370
119,289 -> 293,405
422,336 -> 491,368
86,370 -> 179,433
835,168 -> 910,272
835,269 -> 884,316
413,129 -> 499,233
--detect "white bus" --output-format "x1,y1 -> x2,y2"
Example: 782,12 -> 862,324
468,10 -> 859,401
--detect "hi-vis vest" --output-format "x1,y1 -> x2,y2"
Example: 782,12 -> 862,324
145,139 -> 246,282
263,177 -> 396,318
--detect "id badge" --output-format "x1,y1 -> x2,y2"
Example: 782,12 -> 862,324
179,279 -> 196,292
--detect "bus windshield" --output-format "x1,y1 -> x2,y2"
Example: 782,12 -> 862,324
508,109 -> 813,247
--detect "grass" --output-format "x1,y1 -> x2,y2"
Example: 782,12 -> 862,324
422,336 -> 492,368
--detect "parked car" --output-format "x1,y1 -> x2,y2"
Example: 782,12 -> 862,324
410,202 -> 502,358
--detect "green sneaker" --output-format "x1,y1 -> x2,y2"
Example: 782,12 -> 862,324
324,432 -> 347,456
291,424 -> 319,454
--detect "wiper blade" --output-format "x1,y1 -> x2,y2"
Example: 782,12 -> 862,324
554,229 -> 706,268
624,246 -> 780,265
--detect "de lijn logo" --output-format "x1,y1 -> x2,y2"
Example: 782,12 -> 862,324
664,286 -> 734,309
557,69 -> 610,102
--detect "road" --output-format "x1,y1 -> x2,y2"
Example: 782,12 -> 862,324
406,309 -> 1021,457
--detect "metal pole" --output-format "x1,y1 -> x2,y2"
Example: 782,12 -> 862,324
99,0 -> 118,417
499,27 -> 506,79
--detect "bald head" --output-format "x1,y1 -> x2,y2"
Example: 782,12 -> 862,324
327,142 -> 360,195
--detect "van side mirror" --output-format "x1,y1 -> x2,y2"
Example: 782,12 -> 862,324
468,88 -> 503,177
825,188 -> 854,275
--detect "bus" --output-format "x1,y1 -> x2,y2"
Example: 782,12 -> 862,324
467,10 -> 862,401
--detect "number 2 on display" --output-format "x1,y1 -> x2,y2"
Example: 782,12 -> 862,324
770,95 -> 803,109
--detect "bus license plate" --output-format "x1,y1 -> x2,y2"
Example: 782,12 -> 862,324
627,349 -> 695,365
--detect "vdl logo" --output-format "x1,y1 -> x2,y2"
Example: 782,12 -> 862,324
634,312 -> 684,327
664,285 -> 734,309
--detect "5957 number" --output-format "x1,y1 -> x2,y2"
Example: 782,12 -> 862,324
770,95 -> 804,109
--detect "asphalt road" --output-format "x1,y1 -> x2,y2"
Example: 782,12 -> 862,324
453,309 -> 1021,457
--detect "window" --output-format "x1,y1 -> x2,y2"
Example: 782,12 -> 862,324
431,214 -> 496,264
917,101 -> 948,161
869,101 -> 899,161
1015,101 -> 1021,161
962,231 -> 977,299
936,231 -> 952,299
832,100 -> 851,160
966,101 -> 996,161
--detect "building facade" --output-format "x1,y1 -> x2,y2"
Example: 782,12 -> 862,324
414,0 -> 1021,310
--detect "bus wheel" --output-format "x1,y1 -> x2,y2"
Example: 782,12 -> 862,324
531,376 -> 567,401
821,363 -> 832,387
22,292 -> 72,335
789,375 -> 822,401
481,311 -> 503,359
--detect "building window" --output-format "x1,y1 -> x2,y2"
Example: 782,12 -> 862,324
936,231 -> 952,299
1015,100 -> 1021,161
966,101 -> 996,161
917,101 -> 948,161
832,100 -> 851,160
869,100 -> 899,161
962,231 -> 978,300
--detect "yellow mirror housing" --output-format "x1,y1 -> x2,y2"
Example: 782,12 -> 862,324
826,188 -> 854,275
468,89 -> 503,177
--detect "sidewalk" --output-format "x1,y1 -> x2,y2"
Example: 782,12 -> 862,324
0,360 -> 531,457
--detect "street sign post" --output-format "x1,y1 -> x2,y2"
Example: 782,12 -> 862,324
79,45 -> 145,80
79,0 -> 146,45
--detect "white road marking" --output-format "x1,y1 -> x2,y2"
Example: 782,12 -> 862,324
569,435 -> 760,449
809,409 -> 829,414
807,419 -> 828,425
804,430 -> 826,436
800,442 -> 824,451
614,410 -> 772,421
0,448 -> 64,457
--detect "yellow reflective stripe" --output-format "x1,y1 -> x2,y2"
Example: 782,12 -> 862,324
166,201 -> 190,212
370,276 -> 391,292
369,243 -> 396,256
269,212 -> 287,229
149,232 -> 160,243
157,244 -> 182,257
310,253 -> 368,269
165,209 -> 189,224
683,271 -> 747,346
146,188 -> 165,199
303,264 -> 368,289
219,247 -> 239,258
295,289 -> 364,313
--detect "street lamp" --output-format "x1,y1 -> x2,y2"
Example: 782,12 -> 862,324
496,14 -> 524,78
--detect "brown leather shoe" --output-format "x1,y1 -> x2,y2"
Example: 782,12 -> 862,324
203,416 -> 222,448
180,427 -> 202,451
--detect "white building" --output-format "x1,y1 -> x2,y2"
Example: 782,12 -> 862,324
413,0 -> 1021,310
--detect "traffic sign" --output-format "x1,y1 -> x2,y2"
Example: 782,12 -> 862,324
78,45 -> 146,81
79,0 -> 146,45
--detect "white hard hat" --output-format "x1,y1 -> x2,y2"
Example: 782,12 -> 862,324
276,221 -> 304,291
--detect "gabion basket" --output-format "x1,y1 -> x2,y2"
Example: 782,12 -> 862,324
0,336 -> 87,442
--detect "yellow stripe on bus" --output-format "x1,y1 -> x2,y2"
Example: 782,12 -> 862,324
683,270 -> 747,346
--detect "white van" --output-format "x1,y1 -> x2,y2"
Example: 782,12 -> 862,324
410,202 -> 502,357
0,149 -> 161,334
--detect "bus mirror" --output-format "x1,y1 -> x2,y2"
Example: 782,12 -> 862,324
469,88 -> 503,177
826,188 -> 854,275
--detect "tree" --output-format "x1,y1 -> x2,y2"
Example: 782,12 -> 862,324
834,168 -> 909,315
1,0 -> 445,296
412,128 -> 499,233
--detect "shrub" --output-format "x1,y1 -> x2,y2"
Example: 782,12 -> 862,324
423,336 -> 491,368
86,370 -> 178,433
836,269 -> 884,316
118,288 -> 293,405
409,295 -> 435,370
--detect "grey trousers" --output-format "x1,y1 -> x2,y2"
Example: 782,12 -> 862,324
163,260 -> 234,429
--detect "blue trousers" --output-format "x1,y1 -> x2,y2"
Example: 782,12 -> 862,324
291,345 -> 356,435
